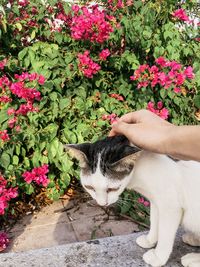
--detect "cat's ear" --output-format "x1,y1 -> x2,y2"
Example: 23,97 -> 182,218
109,145 -> 141,173
64,143 -> 90,168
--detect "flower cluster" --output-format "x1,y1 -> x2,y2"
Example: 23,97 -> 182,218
0,175 -> 18,215
0,130 -> 10,142
99,49 -> 111,61
172,8 -> 190,22
22,164 -> 50,187
18,0 -> 30,7
102,113 -> 119,124
0,232 -> 9,252
107,0 -> 134,11
130,57 -> 195,93
147,101 -> 169,120
109,93 -> 124,101
138,197 -> 150,207
78,51 -> 101,78
71,5 -> 114,43
0,72 -> 45,130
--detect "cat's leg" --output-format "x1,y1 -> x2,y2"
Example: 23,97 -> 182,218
182,232 -> 200,247
143,208 -> 182,267
181,253 -> 200,267
136,203 -> 158,249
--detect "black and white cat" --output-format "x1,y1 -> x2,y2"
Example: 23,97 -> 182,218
65,135 -> 200,267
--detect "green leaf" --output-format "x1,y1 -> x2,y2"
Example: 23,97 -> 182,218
25,184 -> 34,195
18,48 -> 28,60
15,22 -> 22,31
0,152 -> 10,169
13,155 -> 19,165
30,30 -> 36,40
194,95 -> 200,108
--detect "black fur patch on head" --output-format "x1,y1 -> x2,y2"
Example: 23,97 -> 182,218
77,135 -> 140,176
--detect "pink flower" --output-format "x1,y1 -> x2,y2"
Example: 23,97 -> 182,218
0,130 -> 10,142
102,113 -> 119,124
184,66 -> 195,79
22,164 -> 50,187
172,8 -> 190,22
159,108 -> 169,120
0,59 -> 7,70
109,93 -> 124,101
0,96 -> 12,103
72,4 -> 80,13
138,197 -> 150,207
0,232 -> 9,251
174,87 -> 181,93
15,125 -> 21,132
147,101 -> 169,120
176,73 -> 185,86
8,117 -> 17,129
0,175 -> 18,216
78,51 -> 101,78
7,108 -> 15,116
16,102 -> 39,116
18,0 -> 29,7
155,57 -> 167,67
99,49 -> 111,61
38,75 -> 46,85
71,5 -> 113,43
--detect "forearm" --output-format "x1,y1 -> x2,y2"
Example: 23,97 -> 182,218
165,125 -> 200,161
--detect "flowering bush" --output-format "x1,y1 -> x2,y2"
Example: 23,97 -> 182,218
0,0 -> 200,237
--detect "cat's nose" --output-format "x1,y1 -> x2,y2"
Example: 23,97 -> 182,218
97,200 -> 108,207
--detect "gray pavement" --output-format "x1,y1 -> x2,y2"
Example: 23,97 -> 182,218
0,231 -> 199,267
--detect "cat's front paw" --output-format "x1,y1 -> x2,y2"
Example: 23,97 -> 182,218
182,233 -> 200,247
143,249 -> 167,267
181,253 -> 200,267
136,234 -> 156,249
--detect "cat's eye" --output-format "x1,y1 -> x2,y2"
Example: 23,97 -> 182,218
107,187 -> 120,193
85,185 -> 95,191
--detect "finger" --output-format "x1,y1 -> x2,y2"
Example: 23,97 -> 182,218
109,127 -> 119,137
111,121 -> 131,136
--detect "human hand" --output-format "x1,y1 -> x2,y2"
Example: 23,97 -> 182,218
109,110 -> 175,154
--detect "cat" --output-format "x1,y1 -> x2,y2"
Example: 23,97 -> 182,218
65,135 -> 200,267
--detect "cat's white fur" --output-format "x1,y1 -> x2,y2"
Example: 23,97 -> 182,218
81,151 -> 200,267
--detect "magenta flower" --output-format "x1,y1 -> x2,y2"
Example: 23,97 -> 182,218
8,117 -> 17,129
78,51 -> 101,78
138,197 -> 150,207
7,108 -> 15,116
184,66 -> 195,79
99,49 -> 111,61
130,58 -> 195,93
38,75 -> 46,85
147,101 -> 169,120
0,59 -> 7,70
0,175 -> 18,215
0,232 -> 9,252
22,164 -> 50,187
0,130 -> 10,142
172,8 -> 190,22
71,5 -> 113,43
102,113 -> 119,124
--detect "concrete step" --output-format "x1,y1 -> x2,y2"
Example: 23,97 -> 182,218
1,231 -> 199,267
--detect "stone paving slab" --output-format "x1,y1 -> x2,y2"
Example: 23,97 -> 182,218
7,199 -> 139,252
1,231 -> 199,267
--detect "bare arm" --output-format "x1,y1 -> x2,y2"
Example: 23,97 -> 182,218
109,110 -> 200,162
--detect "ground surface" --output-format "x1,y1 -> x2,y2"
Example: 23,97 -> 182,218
6,196 -> 139,252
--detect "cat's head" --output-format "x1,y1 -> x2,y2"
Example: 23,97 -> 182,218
65,136 -> 141,206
